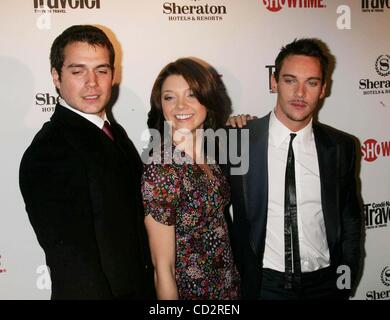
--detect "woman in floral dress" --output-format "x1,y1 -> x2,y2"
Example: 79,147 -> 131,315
141,58 -> 240,299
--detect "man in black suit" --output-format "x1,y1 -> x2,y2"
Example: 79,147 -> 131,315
228,39 -> 363,299
19,25 -> 155,299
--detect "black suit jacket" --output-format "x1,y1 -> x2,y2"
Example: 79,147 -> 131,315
19,104 -> 155,299
227,113 -> 362,299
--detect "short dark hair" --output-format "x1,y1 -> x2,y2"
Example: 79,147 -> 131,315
148,58 -> 232,137
50,25 -> 115,79
274,38 -> 329,84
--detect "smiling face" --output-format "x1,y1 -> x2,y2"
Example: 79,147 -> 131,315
272,54 -> 326,131
52,41 -> 113,119
161,74 -> 207,136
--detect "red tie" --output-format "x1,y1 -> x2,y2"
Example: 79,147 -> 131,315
102,121 -> 114,141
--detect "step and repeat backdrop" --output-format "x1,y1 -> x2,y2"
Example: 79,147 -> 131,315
0,0 -> 389,300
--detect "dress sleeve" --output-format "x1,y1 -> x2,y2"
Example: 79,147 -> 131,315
141,163 -> 181,226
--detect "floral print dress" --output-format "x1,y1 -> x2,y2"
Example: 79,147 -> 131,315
141,146 -> 240,300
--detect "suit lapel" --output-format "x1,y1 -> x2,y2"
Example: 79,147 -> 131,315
240,117 -> 340,258
313,123 -> 340,253
244,114 -> 270,256
51,104 -> 107,220
51,104 -> 105,164
110,122 -> 143,176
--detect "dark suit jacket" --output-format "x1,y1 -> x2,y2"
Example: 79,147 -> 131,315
19,104 -> 155,299
227,113 -> 362,299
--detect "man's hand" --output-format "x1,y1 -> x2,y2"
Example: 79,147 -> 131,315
226,114 -> 257,128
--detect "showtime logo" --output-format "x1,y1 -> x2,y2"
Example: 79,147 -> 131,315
361,138 -> 390,162
262,0 -> 326,12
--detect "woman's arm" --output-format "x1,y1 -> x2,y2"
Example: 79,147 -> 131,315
145,214 -> 178,300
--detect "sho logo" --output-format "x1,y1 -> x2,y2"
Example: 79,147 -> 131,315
361,138 -> 390,162
381,266 -> 390,286
263,0 -> 284,12
375,55 -> 390,77
262,0 -> 326,13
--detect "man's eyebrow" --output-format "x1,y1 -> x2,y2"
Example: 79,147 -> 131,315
281,74 -> 297,78
65,63 -> 112,68
282,74 -> 322,81
66,63 -> 86,68
95,64 -> 113,69
307,76 -> 322,81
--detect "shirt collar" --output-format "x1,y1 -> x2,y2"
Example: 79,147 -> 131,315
59,98 -> 109,129
269,109 -> 313,148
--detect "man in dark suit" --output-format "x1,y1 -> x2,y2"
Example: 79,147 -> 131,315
19,25 -> 155,299
228,39 -> 363,299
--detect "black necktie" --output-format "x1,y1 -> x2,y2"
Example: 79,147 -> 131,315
284,133 -> 301,289
102,121 -> 114,141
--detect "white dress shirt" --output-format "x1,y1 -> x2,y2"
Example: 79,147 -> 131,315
262,110 -> 330,272
60,98 -> 109,129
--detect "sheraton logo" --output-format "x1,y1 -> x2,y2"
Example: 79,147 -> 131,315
381,266 -> 390,286
262,0 -> 326,12
366,266 -> 390,300
35,92 -> 60,113
162,0 -> 228,22
359,55 -> 390,96
375,55 -> 390,77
